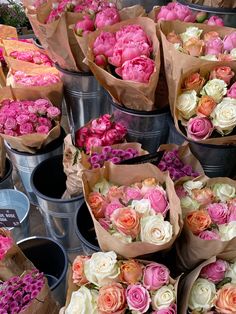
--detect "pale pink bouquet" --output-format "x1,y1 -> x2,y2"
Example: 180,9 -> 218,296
12,70 -> 60,87
9,50 -> 52,67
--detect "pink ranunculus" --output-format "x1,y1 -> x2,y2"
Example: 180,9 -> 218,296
143,263 -> 170,290
187,117 -> 213,141
4,117 -> 17,130
105,201 -> 122,219
126,284 -> 151,313
93,31 -> 116,58
124,187 -> 142,203
95,7 -> 120,29
74,15 -> 95,36
85,136 -> 103,153
227,82 -> 236,99
19,122 -> 34,135
116,56 -> 155,84
198,229 -> 220,240
47,106 -> 61,119
223,32 -> 236,52
36,125 -> 50,134
152,304 -> 177,314
206,202 -> 229,225
143,186 -> 169,216
99,217 -> 111,231
200,259 -> 229,283
204,37 -> 223,56
90,116 -> 112,135
207,16 -> 224,26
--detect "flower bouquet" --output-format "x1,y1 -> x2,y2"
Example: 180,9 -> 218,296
82,162 -> 182,258
175,176 -> 236,271
64,251 -> 178,314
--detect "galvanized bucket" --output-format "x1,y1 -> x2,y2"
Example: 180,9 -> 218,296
121,0 -> 170,12
110,101 -> 170,153
0,189 -> 30,241
31,155 -> 83,253
55,64 -> 110,133
0,158 -> 14,189
167,116 -> 185,145
17,236 -> 68,307
5,128 -> 65,206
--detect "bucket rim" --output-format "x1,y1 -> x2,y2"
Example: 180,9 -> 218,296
17,236 -> 68,291
55,63 -> 93,77
177,0 -> 236,14
0,158 -> 13,183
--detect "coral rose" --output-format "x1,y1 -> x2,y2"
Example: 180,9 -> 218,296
183,72 -> 205,93
197,96 -> 216,117
72,255 -> 90,286
210,66 -> 234,85
167,32 -> 182,45
186,210 -> 212,234
183,37 -> 204,57
88,192 -> 107,218
215,284 -> 236,314
98,283 -> 126,314
120,260 -> 143,285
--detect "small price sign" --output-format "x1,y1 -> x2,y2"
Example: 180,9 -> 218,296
0,209 -> 20,227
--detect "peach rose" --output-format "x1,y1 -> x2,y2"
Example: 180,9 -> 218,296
72,255 -> 90,286
218,54 -> 233,62
98,283 -> 126,314
186,210 -> 212,234
191,188 -> 214,206
204,31 -> 220,42
197,96 -> 216,117
120,260 -> 143,285
88,192 -> 107,218
215,284 -> 236,314
167,31 -> 182,45
183,38 -> 204,57
183,72 -> 205,93
107,186 -> 124,202
210,66 -> 235,85
111,207 -> 140,239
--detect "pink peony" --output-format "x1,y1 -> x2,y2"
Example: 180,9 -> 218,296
95,7 -> 120,29
47,106 -> 61,119
156,2 -> 195,22
187,117 -> 213,141
207,16 -> 224,26
19,122 -> 34,135
143,263 -> 170,290
116,56 -> 155,83
143,187 -> 169,216
93,31 -> 116,58
223,32 -> 236,52
36,125 -> 50,134
198,230 -> 220,240
152,304 -> 177,314
126,284 -> 151,313
74,16 -> 95,36
124,187 -> 142,203
204,37 -> 223,56
227,82 -> 236,99
105,201 -> 122,219
0,235 -> 13,261
116,25 -> 150,46
206,202 -> 229,225
200,259 -> 229,283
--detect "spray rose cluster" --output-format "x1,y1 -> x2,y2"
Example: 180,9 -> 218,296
93,24 -> 155,83
167,27 -> 236,60
88,177 -> 173,245
13,70 -> 60,87
177,179 -> 236,241
66,251 -> 177,314
176,66 -> 236,140
188,258 -> 236,313
10,50 -> 53,67
0,234 -> 13,261
0,269 -> 45,314
75,114 -> 127,153
0,98 -> 60,136
157,149 -> 199,181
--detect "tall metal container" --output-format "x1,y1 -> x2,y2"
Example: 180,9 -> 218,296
0,158 -> 14,189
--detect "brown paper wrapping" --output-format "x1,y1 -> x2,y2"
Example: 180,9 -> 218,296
0,86 -> 61,153
175,176 -> 236,272
82,163 -> 183,258
86,17 -> 160,111
185,0 -> 236,8
0,64 -> 6,87
0,25 -> 17,42
0,137 -> 6,179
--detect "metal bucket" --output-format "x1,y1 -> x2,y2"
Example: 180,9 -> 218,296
167,116 -> 185,145
31,155 -> 83,253
0,189 -> 30,241
110,101 -> 170,153
75,202 -> 100,255
33,37 -> 44,50
0,158 -> 14,189
55,64 -> 110,133
121,0 -> 170,12
17,236 -> 68,307
177,0 -> 236,28
5,128 -> 65,206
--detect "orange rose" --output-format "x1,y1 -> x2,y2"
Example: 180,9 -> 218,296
191,188 -> 214,206
186,210 -> 212,234
183,38 -> 204,57
218,54 -> 233,62
72,255 -> 90,286
167,31 -> 182,44
98,283 -> 126,314
107,186 -> 124,202
183,72 -> 205,93
111,207 -> 140,239
197,96 -> 216,117
215,284 -> 236,314
88,191 -> 107,218
210,66 -> 234,85
204,31 -> 220,42
120,260 -> 143,284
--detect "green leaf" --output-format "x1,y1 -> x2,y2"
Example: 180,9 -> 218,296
216,277 -> 232,290
72,149 -> 79,166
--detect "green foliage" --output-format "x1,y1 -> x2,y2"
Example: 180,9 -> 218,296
0,0 -> 31,29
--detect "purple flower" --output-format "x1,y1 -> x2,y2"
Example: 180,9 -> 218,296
110,157 -> 121,164
158,161 -> 167,171
163,151 -> 176,164
182,164 -> 193,176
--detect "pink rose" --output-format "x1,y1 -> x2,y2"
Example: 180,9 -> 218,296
72,255 -> 90,286
156,3 -> 195,22
223,32 -> 236,52
152,304 -> 177,314
198,230 -> 220,240
90,116 -> 112,135
209,66 -> 234,85
143,187 -> 169,217
187,117 -> 213,141
4,117 -> 17,130
93,31 -> 116,58
200,259 -> 229,283
116,56 -> 155,84
16,114 -> 29,125
0,235 -> 13,261
114,122 -> 127,138
102,129 -> 121,146
105,201 -> 122,219
37,117 -> 52,128
227,82 -> 236,99
47,106 -> 61,119
206,202 -> 229,225
126,284 -> 151,313
207,16 -> 224,26
34,99 -> 51,108
75,126 -> 89,148
75,16 -> 94,36
95,7 -> 120,29
191,188 -> 214,206
143,263 -> 170,290
124,187 -> 142,203
19,122 -> 34,135
99,218 -> 111,231
228,199 -> 236,222
4,129 -> 18,136
36,125 -> 50,134
107,186 -> 124,202
205,37 -> 223,56
85,136 -> 103,153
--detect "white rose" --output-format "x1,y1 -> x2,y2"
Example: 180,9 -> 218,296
131,199 -> 155,217
200,54 -> 218,61
183,180 -> 204,195
151,284 -> 176,310
180,196 -> 200,215
211,98 -> 236,135
200,79 -> 227,103
140,214 -> 173,245
230,48 -> 236,59
92,178 -> 111,196
213,183 -> 236,202
180,26 -> 203,43
219,221 -> 236,241
225,261 -> 236,283
112,231 -> 132,243
176,90 -> 198,120
84,251 -> 120,287
65,286 -> 98,314
188,278 -> 216,311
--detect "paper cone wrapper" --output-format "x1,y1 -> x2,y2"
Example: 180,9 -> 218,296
0,25 -> 17,43
185,0 -> 236,8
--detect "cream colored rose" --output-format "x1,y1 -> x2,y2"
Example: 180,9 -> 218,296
230,48 -> 236,59
176,90 -> 198,120
131,199 -> 155,217
183,180 -> 204,195
226,261 -> 236,283
211,98 -> 236,135
151,284 -> 176,310
140,214 -> 173,245
213,183 -> 236,202
219,221 -> 236,241
112,231 -> 132,243
188,278 -> 216,311
65,286 -> 98,314
200,79 -> 227,103
92,178 -> 111,196
180,196 -> 200,216
84,251 -> 120,287
200,55 -> 218,61
180,26 -> 203,43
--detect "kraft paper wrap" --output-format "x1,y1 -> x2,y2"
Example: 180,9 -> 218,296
185,0 -> 236,8
82,163 -> 183,258
0,137 -> 6,179
175,176 -> 236,272
0,25 -> 17,43
0,86 -> 61,153
0,64 -> 6,87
